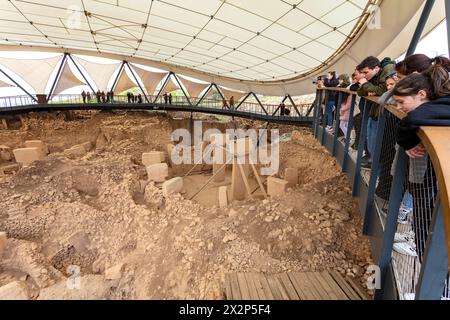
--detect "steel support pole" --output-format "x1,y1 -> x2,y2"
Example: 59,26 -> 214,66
154,74 -> 172,103
125,62 -> 150,103
172,72 -> 192,105
252,92 -> 268,115
236,92 -> 251,110
406,0 -> 436,56
196,84 -> 213,106
446,0 -> 450,57
0,68 -> 37,102
416,199 -> 449,300
67,54 -> 96,93
374,148 -> 408,300
47,53 -> 68,102
111,62 -> 126,93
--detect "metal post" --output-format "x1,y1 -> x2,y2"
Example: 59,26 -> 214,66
287,94 -> 302,118
125,62 -> 150,103
252,92 -> 268,115
0,68 -> 37,102
446,0 -> 450,57
352,98 -> 369,197
374,148 -> 408,300
416,198 -> 449,300
196,84 -> 213,106
342,94 -> 357,172
363,108 -> 386,234
236,92 -> 251,110
154,73 -> 172,103
321,90 -> 329,145
314,90 -> 323,138
305,103 -> 315,117
406,0 -> 436,56
67,54 -> 96,93
332,92 -> 343,156
213,84 -> 227,102
47,53 -> 68,102
172,72 -> 192,106
272,105 -> 281,116
111,61 -> 126,93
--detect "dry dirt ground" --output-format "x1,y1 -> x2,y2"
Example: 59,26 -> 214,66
0,111 -> 373,300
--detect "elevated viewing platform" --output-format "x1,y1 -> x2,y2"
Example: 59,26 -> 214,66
0,0 -> 449,306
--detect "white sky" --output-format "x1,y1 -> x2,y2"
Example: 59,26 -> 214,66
0,21 -> 448,98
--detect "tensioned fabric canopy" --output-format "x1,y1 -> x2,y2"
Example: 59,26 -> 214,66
219,87 -> 247,101
132,65 -> 168,96
0,0 -> 373,82
0,0 -> 446,96
73,56 -> 121,92
53,61 -> 86,95
114,68 -> 137,94
0,78 -> 13,88
177,75 -> 210,99
0,55 -> 62,93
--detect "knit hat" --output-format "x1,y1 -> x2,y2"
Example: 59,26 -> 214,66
338,74 -> 351,87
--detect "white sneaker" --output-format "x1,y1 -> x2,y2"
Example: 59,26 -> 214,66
325,126 -> 334,133
403,293 -> 415,300
393,242 -> 418,257
398,206 -> 413,224
394,231 -> 415,243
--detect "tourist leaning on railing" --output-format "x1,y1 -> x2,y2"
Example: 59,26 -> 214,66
395,54 -> 443,80
392,60 -> 450,260
376,73 -> 414,227
372,73 -> 402,213
356,56 -> 396,169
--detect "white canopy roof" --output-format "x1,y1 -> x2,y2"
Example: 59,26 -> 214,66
0,0 -> 373,82
73,56 -> 121,92
0,78 -> 13,88
53,61 -> 86,95
0,0 -> 446,96
0,54 -> 62,93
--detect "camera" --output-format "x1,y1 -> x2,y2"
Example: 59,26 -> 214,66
312,75 -> 324,85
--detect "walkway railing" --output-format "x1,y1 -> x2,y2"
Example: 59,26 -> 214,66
313,88 -> 450,300
0,94 -> 313,125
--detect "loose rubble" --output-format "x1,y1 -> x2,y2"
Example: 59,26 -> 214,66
0,112 -> 373,299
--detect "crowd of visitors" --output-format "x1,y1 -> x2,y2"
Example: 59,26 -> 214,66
317,54 -> 450,264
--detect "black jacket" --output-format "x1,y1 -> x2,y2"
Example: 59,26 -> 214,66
324,78 -> 339,101
396,95 -> 450,150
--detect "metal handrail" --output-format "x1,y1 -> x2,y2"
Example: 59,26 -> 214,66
0,94 -> 313,119
314,87 -> 450,300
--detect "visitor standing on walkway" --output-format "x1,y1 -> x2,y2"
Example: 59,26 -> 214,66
81,90 -> 87,104
324,71 -> 339,132
229,96 -> 235,110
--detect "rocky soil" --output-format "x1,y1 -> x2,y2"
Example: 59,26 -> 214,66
0,111 -> 373,300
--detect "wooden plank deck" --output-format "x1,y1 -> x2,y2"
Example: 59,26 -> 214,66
225,272 -> 368,300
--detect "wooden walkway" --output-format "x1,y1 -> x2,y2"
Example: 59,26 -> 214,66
225,271 -> 369,300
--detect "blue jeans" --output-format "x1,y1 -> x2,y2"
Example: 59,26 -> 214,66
401,191 -> 413,210
367,117 -> 379,157
325,100 -> 335,127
